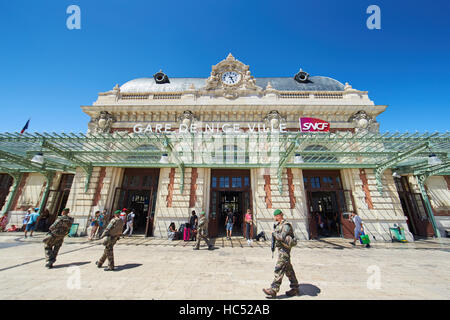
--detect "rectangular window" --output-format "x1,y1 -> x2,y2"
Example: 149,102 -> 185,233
219,176 -> 229,188
232,177 -> 242,188
129,176 -> 140,188
142,176 -> 155,188
212,177 -> 217,188
311,177 -> 321,189
244,176 -> 250,187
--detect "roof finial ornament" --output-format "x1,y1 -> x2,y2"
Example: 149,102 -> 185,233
226,53 -> 235,61
344,82 -> 352,90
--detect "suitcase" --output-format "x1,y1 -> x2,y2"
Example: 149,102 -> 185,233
183,227 -> 191,241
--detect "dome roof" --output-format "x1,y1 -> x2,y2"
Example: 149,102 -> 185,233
119,76 -> 345,93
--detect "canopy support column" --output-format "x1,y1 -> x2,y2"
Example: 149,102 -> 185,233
278,133 -> 301,194
37,171 -> 55,215
416,174 -> 441,238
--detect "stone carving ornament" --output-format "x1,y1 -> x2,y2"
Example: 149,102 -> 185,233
88,111 -> 116,134
348,110 -> 379,133
177,110 -> 197,128
263,110 -> 286,130
204,53 -> 263,99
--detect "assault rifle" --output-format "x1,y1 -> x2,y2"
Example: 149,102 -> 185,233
271,223 -> 276,259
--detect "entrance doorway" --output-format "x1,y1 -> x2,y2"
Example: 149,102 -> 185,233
112,168 -> 159,237
45,174 -> 74,227
209,170 -> 251,238
394,177 -> 434,238
309,191 -> 341,237
304,170 -> 357,239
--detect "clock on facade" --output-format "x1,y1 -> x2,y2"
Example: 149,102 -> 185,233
221,71 -> 241,85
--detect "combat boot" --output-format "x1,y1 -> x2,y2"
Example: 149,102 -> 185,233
45,262 -> 53,269
104,266 -> 115,271
285,288 -> 300,297
193,246 -> 199,250
262,288 -> 277,298
95,261 -> 102,268
208,245 -> 214,250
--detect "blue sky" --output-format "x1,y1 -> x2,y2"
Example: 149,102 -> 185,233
0,0 -> 449,133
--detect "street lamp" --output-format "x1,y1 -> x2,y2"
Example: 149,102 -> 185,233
31,152 -> 44,165
294,154 -> 304,164
428,153 -> 442,166
159,153 -> 169,164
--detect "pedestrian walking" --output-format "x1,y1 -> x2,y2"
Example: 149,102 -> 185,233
245,209 -> 253,244
37,208 -> 50,232
193,211 -> 213,250
22,208 -> 31,233
96,210 -> 124,271
88,211 -> 100,240
349,212 -> 370,248
42,208 -> 74,269
189,210 -> 198,241
263,209 -> 299,298
224,208 -> 235,240
97,211 -> 105,239
123,209 -> 135,237
24,208 -> 40,238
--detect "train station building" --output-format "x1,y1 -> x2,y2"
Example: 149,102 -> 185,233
1,54 -> 449,241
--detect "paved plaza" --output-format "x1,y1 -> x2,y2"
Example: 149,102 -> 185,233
0,233 -> 449,300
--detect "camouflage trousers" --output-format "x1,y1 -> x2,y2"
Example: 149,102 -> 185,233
43,235 -> 64,264
195,232 -> 210,249
98,236 -> 119,268
271,249 -> 299,293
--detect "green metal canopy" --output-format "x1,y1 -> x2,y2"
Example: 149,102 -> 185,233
0,131 -> 448,192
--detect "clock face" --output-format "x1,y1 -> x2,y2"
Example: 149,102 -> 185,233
221,71 -> 241,85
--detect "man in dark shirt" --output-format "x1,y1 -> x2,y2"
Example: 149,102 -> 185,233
225,208 -> 235,240
189,210 -> 198,241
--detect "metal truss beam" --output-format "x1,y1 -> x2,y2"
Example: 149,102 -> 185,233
41,140 -> 92,192
375,142 -> 429,195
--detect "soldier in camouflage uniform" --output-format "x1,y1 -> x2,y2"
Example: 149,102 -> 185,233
96,210 -> 124,271
43,208 -> 74,269
193,211 -> 213,250
263,209 -> 300,298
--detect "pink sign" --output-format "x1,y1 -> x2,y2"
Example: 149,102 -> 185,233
299,117 -> 330,132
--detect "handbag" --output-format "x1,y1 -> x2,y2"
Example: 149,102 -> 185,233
359,232 -> 370,245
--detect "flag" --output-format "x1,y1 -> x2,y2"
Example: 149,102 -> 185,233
20,119 -> 30,134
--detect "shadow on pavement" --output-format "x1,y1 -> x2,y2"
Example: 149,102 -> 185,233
52,261 -> 91,269
299,283 -> 321,296
264,283 -> 321,299
114,263 -> 143,271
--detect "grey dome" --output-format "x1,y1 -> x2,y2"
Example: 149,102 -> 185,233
120,76 -> 345,93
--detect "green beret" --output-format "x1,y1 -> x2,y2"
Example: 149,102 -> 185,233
200,211 -> 206,215
114,210 -> 121,215
273,209 -> 283,216
62,208 -> 70,212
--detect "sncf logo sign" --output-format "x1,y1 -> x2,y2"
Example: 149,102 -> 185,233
300,117 -> 330,132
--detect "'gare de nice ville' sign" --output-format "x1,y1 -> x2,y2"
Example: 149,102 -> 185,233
133,118 -> 330,134
133,122 -> 288,134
